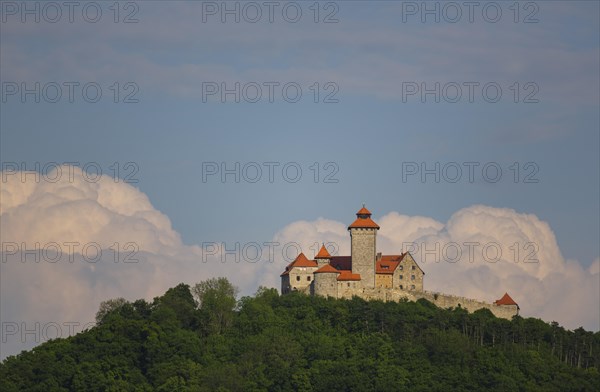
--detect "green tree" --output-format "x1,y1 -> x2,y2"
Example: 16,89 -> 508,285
192,277 -> 238,335
95,297 -> 128,324
2,282 -> 599,391
155,283 -> 199,329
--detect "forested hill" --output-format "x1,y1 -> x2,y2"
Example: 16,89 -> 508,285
1,279 -> 599,391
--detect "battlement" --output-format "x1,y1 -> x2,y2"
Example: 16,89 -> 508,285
333,287 -> 518,320
417,291 -> 519,320
288,283 -> 518,320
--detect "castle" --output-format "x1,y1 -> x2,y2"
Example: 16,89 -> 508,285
281,206 -> 519,320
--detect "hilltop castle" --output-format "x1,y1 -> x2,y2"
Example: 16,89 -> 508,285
281,206 -> 519,320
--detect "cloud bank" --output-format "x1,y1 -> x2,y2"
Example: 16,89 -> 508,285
272,207 -> 599,332
1,167 -> 598,359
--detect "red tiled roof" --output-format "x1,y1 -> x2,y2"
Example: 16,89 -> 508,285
280,252 -> 318,276
330,256 -> 352,271
315,264 -> 340,274
315,244 -> 332,259
290,253 -> 318,267
337,270 -> 361,281
348,217 -> 380,229
381,255 -> 405,262
357,206 -> 372,215
494,293 -> 518,306
315,253 -> 413,276
376,254 -> 406,274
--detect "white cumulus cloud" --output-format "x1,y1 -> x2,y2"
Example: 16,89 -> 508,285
1,167 -> 598,360
270,206 -> 599,332
0,167 -> 264,359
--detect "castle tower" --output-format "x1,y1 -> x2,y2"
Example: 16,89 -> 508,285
314,264 -> 340,298
314,243 -> 332,267
348,205 -> 379,288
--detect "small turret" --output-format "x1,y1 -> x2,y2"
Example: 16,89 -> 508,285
314,243 -> 332,266
314,263 -> 340,298
494,292 -> 520,314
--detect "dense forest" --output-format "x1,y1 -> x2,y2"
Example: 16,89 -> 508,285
1,278 -> 599,391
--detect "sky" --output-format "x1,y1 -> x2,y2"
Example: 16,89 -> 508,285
1,1 -> 599,359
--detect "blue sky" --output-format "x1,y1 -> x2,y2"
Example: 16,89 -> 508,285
3,1 -> 598,263
1,1 -> 599,356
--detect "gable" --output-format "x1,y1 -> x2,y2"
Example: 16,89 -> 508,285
402,252 -> 425,275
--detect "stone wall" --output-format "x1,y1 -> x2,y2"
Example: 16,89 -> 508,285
314,272 -> 338,298
390,253 -> 424,291
375,274 -> 392,288
313,286 -> 518,320
350,228 -> 376,287
286,266 -> 317,294
417,291 -> 518,319
338,280 -> 361,299
394,253 -> 424,292
281,275 -> 290,294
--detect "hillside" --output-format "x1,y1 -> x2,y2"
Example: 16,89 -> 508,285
1,278 -> 599,391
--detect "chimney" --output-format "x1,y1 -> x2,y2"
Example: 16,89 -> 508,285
376,252 -> 382,261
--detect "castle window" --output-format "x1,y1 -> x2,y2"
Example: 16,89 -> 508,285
411,275 -> 415,280
400,285 -> 403,289
347,282 -> 350,287
412,265 -> 416,270
307,276 -> 311,281
411,285 -> 415,290
399,266 -> 403,270
296,276 -> 300,281
399,275 -> 403,280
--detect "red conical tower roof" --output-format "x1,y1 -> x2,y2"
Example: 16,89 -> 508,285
315,244 -> 332,259
357,206 -> 372,216
494,292 -> 518,306
315,264 -> 340,274
348,204 -> 380,230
